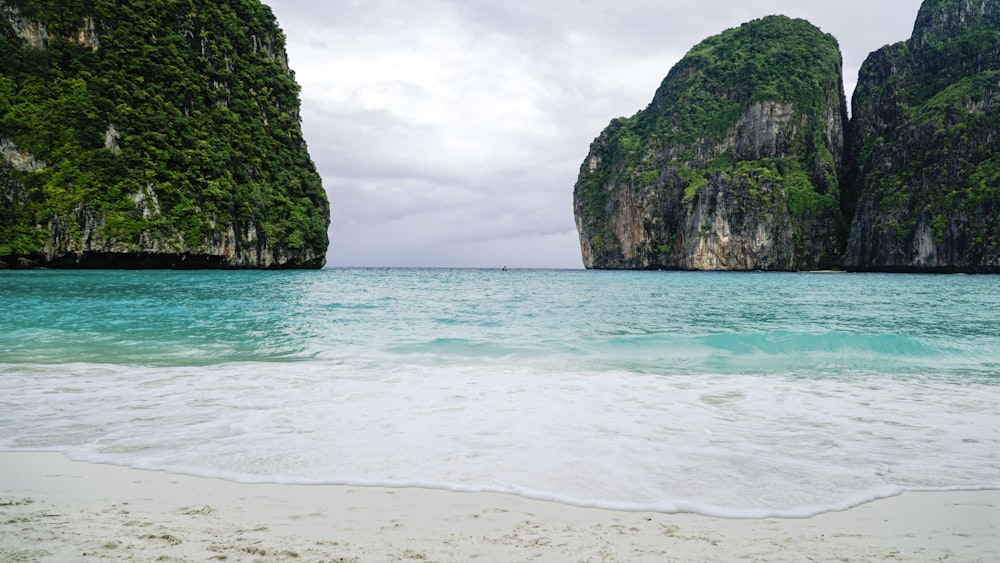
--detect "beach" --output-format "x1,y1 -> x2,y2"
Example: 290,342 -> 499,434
3,270 -> 1000,561
2,452 -> 998,562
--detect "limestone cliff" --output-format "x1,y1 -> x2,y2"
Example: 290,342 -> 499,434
573,16 -> 848,270
844,0 -> 1000,272
0,0 -> 329,269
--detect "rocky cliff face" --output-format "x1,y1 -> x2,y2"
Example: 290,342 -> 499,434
0,0 -> 329,269
844,0 -> 1000,272
574,16 -> 847,271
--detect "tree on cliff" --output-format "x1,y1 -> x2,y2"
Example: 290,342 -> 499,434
0,0 -> 330,269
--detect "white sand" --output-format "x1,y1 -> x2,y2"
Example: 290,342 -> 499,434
1,452 -> 998,562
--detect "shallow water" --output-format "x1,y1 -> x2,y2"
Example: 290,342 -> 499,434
1,269 -> 998,517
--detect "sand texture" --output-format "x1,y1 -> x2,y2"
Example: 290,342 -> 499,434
2,452 -> 998,562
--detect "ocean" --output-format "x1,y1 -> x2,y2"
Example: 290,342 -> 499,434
1,268 -> 998,518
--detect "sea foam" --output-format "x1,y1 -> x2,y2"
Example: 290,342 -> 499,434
2,360 -> 998,517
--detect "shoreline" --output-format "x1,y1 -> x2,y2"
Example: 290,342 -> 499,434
2,452 -> 999,561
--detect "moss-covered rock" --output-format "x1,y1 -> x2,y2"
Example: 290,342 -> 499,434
844,0 -> 1000,272
573,15 -> 848,270
0,0 -> 329,269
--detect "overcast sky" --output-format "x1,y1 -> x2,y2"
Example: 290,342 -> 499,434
265,0 -> 924,269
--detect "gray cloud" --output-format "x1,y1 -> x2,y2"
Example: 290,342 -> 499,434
267,0 -> 924,268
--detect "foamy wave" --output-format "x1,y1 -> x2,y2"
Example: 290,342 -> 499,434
3,360 -> 999,518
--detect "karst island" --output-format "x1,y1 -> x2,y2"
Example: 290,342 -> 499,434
0,0 -> 329,269
574,0 -> 999,273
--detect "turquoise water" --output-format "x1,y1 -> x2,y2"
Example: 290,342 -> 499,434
1,269 -> 999,517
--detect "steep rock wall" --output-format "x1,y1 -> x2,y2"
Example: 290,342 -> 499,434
844,0 -> 1000,272
574,16 -> 847,270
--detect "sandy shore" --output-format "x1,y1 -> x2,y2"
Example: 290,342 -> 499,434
1,452 -> 997,562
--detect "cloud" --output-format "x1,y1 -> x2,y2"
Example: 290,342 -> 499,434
266,0 -> 924,268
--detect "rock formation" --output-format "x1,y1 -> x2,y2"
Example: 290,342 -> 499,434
573,16 -> 848,270
844,0 -> 1000,272
0,0 -> 329,269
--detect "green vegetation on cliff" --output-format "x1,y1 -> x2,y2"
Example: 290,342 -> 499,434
574,15 -> 847,270
0,0 -> 329,268
649,15 -> 842,144
846,0 -> 1000,271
